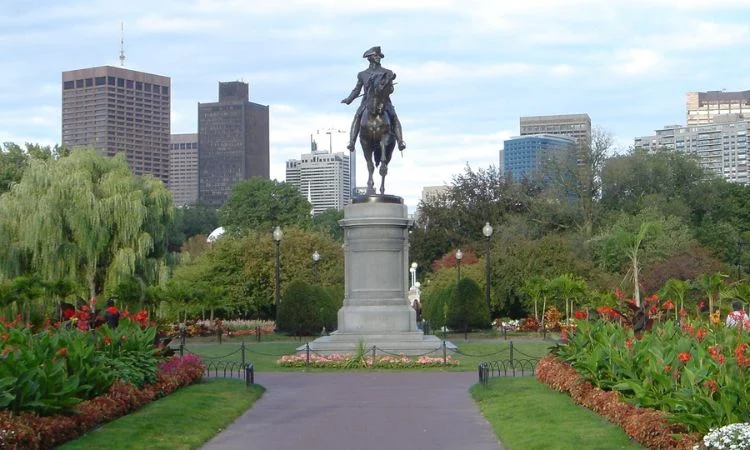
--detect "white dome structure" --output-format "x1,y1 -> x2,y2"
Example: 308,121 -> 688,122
207,226 -> 226,243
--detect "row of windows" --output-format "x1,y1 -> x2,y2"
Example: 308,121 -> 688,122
64,77 -> 169,94
171,142 -> 198,150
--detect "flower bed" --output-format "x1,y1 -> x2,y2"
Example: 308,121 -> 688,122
536,355 -> 700,449
553,319 -> 750,434
277,353 -> 458,369
0,355 -> 204,450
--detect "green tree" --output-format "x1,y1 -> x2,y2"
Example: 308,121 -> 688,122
0,149 -> 173,299
277,279 -> 323,337
219,177 -> 312,233
659,278 -> 691,320
548,274 -> 587,322
447,277 -> 490,338
311,208 -> 344,241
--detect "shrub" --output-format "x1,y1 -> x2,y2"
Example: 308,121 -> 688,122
277,279 -> 324,336
422,285 -> 452,331
446,278 -> 490,333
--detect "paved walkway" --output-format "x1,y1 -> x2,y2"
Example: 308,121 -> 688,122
201,372 -> 504,450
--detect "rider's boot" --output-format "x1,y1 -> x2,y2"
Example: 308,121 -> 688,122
347,119 -> 360,152
393,121 -> 406,151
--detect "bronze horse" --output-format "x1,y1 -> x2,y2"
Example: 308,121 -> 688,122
359,72 -> 397,195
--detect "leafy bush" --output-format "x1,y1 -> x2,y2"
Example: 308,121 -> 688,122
277,279 -> 325,336
446,278 -> 490,333
422,285 -> 452,331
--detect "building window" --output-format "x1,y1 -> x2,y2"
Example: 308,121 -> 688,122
107,76 -> 115,85
86,78 -> 94,87
117,78 -> 125,87
126,80 -> 134,89
95,77 -> 106,86
64,80 -> 75,90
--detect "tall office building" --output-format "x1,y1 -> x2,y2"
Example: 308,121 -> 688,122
61,66 -> 171,184
198,81 -> 269,206
502,134 -> 577,181
169,133 -> 198,206
634,114 -> 749,185
520,113 -> 592,148
285,149 -> 351,215
687,90 -> 750,126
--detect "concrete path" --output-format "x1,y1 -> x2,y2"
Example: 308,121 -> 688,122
201,372 -> 504,450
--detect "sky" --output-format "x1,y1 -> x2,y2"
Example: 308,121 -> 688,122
2,0 -> 750,211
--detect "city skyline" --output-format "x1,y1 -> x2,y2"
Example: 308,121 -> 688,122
2,0 -> 750,210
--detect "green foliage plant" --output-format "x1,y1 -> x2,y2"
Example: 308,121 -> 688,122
447,278 -> 490,337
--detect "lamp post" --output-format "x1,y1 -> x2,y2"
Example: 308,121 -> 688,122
410,262 -> 418,289
456,249 -> 463,284
482,222 -> 494,310
312,250 -> 320,284
273,226 -> 283,329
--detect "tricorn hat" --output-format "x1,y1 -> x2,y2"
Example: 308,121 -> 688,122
363,46 -> 384,58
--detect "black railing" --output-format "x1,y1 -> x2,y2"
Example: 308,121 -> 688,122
477,342 -> 541,385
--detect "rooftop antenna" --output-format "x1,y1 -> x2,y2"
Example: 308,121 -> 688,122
119,22 -> 126,67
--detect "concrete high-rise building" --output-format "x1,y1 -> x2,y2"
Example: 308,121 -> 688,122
634,114 -> 749,185
520,113 -> 591,148
285,149 -> 351,215
62,66 -> 171,184
169,133 -> 198,206
198,81 -> 269,206
687,90 -> 750,126
502,134 -> 577,181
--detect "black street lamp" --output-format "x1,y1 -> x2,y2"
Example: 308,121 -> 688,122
312,250 -> 320,284
456,249 -> 463,284
273,226 -> 283,328
482,222 -> 493,311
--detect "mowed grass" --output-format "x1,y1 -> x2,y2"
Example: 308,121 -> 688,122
470,377 -> 644,450
59,379 -> 264,450
179,338 -> 554,372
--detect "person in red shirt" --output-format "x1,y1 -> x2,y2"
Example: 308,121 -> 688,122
726,300 -> 749,329
104,298 -> 120,329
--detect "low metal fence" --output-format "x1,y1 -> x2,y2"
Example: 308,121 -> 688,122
477,343 -> 541,385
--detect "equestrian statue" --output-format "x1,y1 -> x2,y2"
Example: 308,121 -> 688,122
341,46 -> 406,195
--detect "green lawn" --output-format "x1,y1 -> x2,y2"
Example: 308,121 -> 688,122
177,338 -> 554,372
59,379 -> 264,450
470,377 -> 644,450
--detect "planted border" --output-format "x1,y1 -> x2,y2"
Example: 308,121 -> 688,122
536,355 -> 700,449
0,355 -> 204,450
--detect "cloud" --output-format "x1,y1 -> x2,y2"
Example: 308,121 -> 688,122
611,48 -> 664,77
643,21 -> 749,50
395,61 -> 534,83
134,15 -> 223,33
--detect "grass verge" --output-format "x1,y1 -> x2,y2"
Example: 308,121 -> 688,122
59,379 -> 264,450
470,377 -> 644,450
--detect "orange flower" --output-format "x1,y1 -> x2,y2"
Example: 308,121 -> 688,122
662,299 -> 675,310
56,347 -> 68,358
625,338 -> 633,350
104,336 -> 112,346
120,335 -> 127,342
663,364 -> 671,372
678,352 -> 691,364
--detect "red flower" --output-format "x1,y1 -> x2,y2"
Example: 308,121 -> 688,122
735,343 -> 750,367
90,297 -> 97,305
708,345 -> 725,364
695,327 -> 709,341
120,335 -> 127,342
703,379 -> 718,394
678,352 -> 691,364
625,338 -> 633,350
56,347 -> 68,358
104,336 -> 112,346
663,364 -> 671,372
0,333 -> 8,342
679,308 -> 687,318
574,310 -> 588,320
662,299 -> 675,310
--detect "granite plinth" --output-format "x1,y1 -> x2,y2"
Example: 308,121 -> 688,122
304,196 -> 454,355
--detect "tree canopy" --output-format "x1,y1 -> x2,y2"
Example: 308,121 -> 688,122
0,149 -> 172,298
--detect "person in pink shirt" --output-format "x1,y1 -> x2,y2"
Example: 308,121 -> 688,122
726,300 -> 749,329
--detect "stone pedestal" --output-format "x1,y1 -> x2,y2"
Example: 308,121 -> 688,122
302,195 -> 454,355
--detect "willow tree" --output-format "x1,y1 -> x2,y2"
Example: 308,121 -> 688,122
0,149 -> 173,299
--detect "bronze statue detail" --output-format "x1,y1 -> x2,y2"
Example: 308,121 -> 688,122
341,46 -> 406,195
